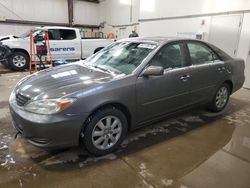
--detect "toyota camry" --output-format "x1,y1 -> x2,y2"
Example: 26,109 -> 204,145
9,37 -> 245,155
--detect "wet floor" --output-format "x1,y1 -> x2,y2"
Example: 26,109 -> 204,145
0,69 -> 250,188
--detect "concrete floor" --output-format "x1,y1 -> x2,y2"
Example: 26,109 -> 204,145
0,66 -> 250,188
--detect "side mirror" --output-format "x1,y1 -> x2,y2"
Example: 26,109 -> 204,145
142,66 -> 164,77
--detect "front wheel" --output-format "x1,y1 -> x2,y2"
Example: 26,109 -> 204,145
9,51 -> 29,71
209,83 -> 230,112
82,107 -> 128,156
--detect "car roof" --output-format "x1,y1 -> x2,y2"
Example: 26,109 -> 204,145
34,26 -> 78,30
118,37 -> 199,45
119,37 -> 232,61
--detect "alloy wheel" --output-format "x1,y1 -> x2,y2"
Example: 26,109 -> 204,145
12,55 -> 26,68
215,86 -> 228,109
91,115 -> 122,150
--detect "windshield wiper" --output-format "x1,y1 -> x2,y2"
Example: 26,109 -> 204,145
94,65 -> 113,74
84,63 -> 121,74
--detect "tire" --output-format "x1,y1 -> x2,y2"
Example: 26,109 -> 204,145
9,51 -> 29,71
209,83 -> 230,112
82,107 -> 128,156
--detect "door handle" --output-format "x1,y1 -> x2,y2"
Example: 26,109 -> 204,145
180,75 -> 191,82
218,67 -> 225,72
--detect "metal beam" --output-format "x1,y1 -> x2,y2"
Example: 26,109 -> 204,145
0,19 -> 100,29
79,0 -> 99,3
139,9 -> 250,22
68,0 -> 74,26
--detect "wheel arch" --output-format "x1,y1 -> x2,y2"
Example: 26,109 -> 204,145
83,102 -> 132,132
11,48 -> 30,58
224,80 -> 233,94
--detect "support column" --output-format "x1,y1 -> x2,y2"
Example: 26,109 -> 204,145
68,0 -> 74,26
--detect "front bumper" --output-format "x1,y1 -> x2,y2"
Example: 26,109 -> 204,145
0,44 -> 11,66
9,99 -> 88,149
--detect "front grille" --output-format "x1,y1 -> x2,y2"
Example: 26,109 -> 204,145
16,92 -> 30,106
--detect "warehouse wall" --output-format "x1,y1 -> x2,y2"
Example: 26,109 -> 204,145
0,24 -> 32,36
139,0 -> 250,38
139,0 -> 250,88
74,1 -> 100,25
0,0 -> 68,23
0,0 -> 100,36
139,0 -> 250,57
140,0 -> 250,19
99,0 -> 140,39
140,17 -> 210,40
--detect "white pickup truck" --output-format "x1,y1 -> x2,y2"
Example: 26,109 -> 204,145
0,26 -> 114,70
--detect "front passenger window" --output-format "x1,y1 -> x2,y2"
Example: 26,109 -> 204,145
150,43 -> 186,69
48,29 -> 61,40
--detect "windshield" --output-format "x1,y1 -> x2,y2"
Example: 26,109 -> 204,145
20,29 -> 39,38
85,42 -> 157,75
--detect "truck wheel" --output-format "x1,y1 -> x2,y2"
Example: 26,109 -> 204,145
9,51 -> 29,71
82,107 -> 128,156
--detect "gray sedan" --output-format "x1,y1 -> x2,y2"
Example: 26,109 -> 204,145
9,37 -> 245,155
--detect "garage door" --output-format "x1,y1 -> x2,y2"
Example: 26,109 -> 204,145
208,14 -> 243,57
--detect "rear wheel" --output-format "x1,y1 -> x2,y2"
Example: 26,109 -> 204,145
82,107 -> 128,156
209,83 -> 230,112
9,51 -> 29,71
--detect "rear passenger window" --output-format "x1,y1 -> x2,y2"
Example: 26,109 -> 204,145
48,29 -> 76,40
60,29 -> 76,40
150,43 -> 186,69
187,42 -> 220,65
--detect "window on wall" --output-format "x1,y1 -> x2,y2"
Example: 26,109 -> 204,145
150,43 -> 186,69
187,42 -> 220,65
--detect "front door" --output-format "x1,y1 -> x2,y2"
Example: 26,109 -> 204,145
136,42 -> 191,123
48,29 -> 81,60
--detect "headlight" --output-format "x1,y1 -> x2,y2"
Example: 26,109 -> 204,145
24,98 -> 76,115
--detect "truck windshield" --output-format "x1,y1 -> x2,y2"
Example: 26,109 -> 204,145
85,42 -> 157,75
20,29 -> 39,38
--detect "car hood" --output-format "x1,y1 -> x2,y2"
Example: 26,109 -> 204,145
0,35 -> 20,42
15,62 -> 120,100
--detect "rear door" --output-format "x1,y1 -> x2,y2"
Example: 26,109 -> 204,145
185,41 -> 228,104
136,41 -> 192,123
48,29 -> 81,60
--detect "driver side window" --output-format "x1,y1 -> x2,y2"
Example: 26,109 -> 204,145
150,43 -> 186,69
